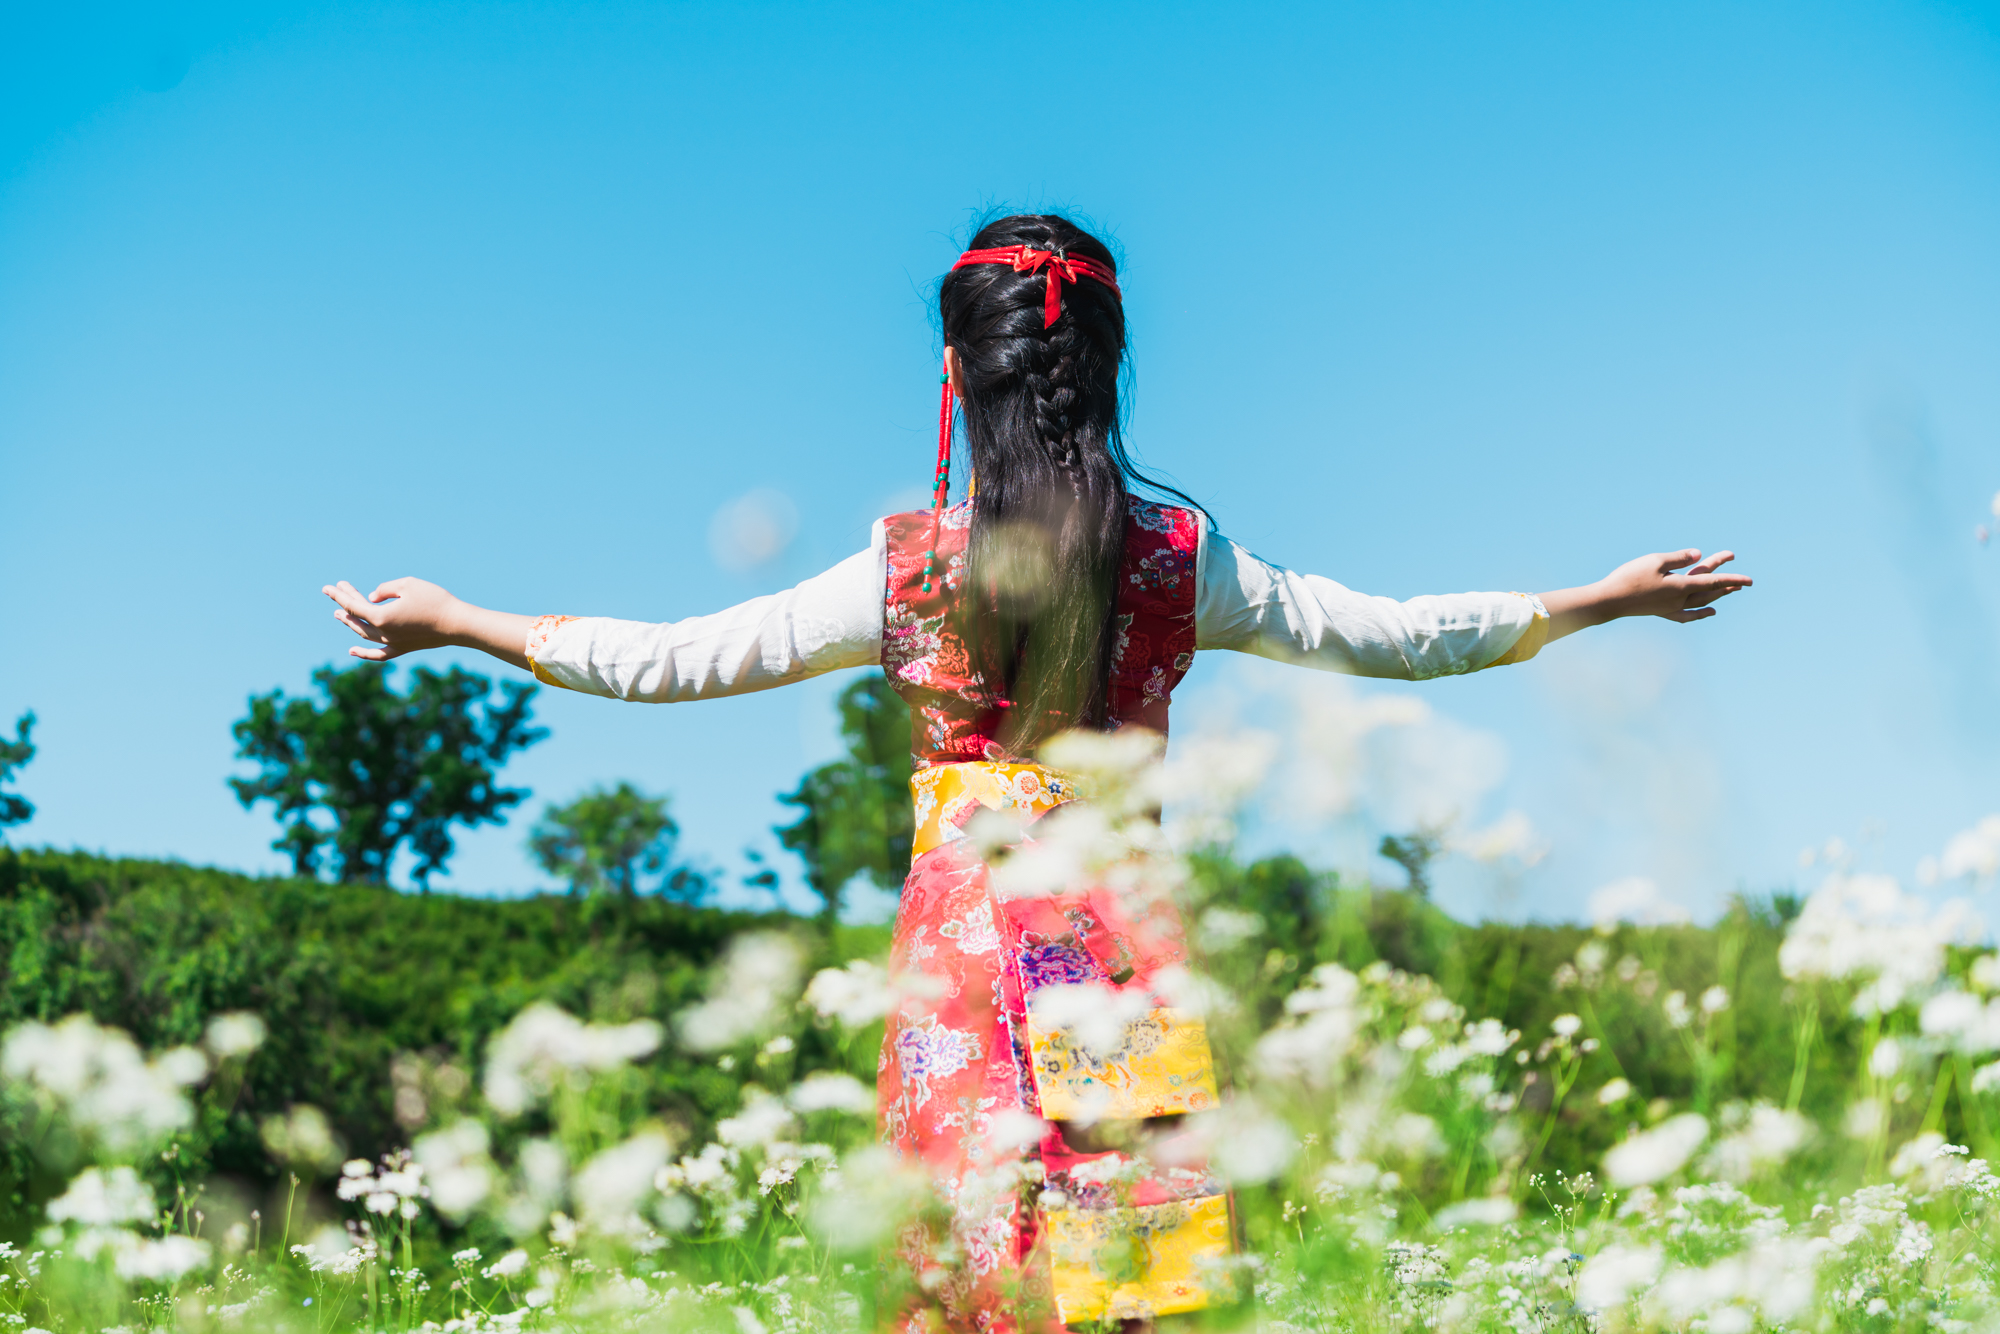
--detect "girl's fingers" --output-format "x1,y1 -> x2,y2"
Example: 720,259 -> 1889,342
348,644 -> 394,661
324,582 -> 381,620
1658,549 -> 1702,573
1688,551 -> 1737,575
333,608 -> 384,641
1667,606 -> 1718,622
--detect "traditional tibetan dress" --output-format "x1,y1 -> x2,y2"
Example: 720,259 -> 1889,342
877,496 -> 1226,1332
519,479 -> 1552,1332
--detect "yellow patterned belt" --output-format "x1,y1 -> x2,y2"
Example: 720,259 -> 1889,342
908,761 -> 1084,859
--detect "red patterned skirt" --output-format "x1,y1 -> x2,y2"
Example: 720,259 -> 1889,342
877,837 -> 1232,1332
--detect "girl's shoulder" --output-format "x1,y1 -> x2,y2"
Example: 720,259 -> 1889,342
1127,495 -> 1200,547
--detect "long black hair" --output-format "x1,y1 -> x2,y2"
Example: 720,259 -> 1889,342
938,213 -> 1199,751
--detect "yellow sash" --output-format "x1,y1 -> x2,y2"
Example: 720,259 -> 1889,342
908,761 -> 1083,859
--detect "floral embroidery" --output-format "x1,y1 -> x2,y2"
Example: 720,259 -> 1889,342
1015,932 -> 1104,993
1130,549 -> 1195,595
895,1016 -> 982,1104
938,905 -> 1001,956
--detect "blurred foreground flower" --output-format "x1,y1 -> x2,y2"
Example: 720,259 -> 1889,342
2,1015 -> 207,1154
678,931 -> 805,1050
484,1002 -> 663,1115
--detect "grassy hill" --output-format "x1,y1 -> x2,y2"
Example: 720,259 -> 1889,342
2,844 -> 1850,1238
0,847 -> 888,1230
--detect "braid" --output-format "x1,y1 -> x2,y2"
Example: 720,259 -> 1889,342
938,212 -> 1197,750
1028,347 -> 1083,476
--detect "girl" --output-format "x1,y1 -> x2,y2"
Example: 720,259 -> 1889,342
325,213 -> 1749,1331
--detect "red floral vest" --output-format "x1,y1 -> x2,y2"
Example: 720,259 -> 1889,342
881,498 -> 1201,766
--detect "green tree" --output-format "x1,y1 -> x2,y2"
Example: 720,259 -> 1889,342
529,782 -> 679,898
1379,827 -> 1444,899
776,673 -> 913,926
0,711 -> 33,839
230,663 -> 544,889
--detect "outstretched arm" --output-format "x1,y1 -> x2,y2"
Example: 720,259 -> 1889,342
323,579 -> 535,670
1194,521 -> 1754,680
322,529 -> 888,701
1537,548 -> 1751,643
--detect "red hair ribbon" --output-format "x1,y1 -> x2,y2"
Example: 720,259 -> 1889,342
920,246 -> 1121,592
951,244 -> 1122,329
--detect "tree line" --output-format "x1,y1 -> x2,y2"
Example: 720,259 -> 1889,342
2,661 -> 912,921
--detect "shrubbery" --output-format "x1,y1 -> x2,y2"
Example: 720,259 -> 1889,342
2,731 -> 1992,1332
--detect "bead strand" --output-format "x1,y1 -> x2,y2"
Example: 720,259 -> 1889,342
924,367 -> 953,593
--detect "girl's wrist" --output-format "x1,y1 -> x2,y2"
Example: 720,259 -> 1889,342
1581,579 -> 1623,626
435,596 -> 480,646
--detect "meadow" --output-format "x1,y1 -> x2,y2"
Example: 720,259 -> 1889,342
1,726 -> 1994,1334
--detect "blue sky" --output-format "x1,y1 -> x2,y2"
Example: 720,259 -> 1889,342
4,1 -> 1998,922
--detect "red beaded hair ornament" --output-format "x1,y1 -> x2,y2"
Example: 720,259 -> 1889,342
921,245 -> 1124,593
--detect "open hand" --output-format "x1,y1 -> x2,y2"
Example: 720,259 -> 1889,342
1597,549 -> 1752,623
322,578 -> 464,661
1540,549 -> 1753,641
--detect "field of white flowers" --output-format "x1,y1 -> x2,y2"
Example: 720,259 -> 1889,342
6,730 -> 2000,1334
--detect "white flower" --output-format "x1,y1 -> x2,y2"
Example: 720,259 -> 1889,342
413,1120 -> 494,1221
1707,1104 -> 1810,1180
1603,1114 -> 1708,1188
1845,1098 -> 1888,1140
1869,1038 -> 1903,1079
484,1247 -> 529,1279
1700,986 -> 1730,1014
45,1167 -> 154,1227
1387,1113 -> 1445,1160
1027,983 -> 1152,1059
1398,1025 -> 1434,1051
675,1142 -> 737,1193
113,1233 -> 212,1282
1889,1132 -> 1948,1178
1577,1244 -> 1663,1310
204,1012 -> 267,1059
1253,964 -> 1363,1086
1423,1043 -> 1470,1076
787,1072 -> 875,1116
1205,1100 -> 1299,1184
574,1131 -> 675,1235
805,1146 -> 931,1251
1,1015 -> 206,1152
803,960 -> 894,1029
678,933 -> 806,1051
1921,989 -> 2000,1054
1597,1078 -> 1634,1106
1432,1197 -> 1517,1230
718,1093 -> 797,1150
483,1003 -> 664,1116
1779,873 -> 1981,1015
1551,1014 -> 1582,1039
1663,991 -> 1694,1029
1463,1019 -> 1519,1056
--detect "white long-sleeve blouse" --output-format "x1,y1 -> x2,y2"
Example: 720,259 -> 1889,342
522,512 -> 1549,702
